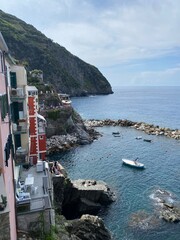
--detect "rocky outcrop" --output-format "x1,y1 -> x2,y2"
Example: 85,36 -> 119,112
72,179 -> 116,205
44,107 -> 101,154
65,214 -> 112,240
151,189 -> 180,223
129,188 -> 180,232
85,119 -> 180,140
46,129 -> 100,154
48,214 -> 112,240
52,175 -> 115,219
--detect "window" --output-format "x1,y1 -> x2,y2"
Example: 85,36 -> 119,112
0,94 -> 8,120
0,51 -> 4,73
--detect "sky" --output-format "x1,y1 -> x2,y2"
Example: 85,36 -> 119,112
1,0 -> 180,87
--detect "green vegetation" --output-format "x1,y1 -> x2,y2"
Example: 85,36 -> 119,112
46,109 -> 61,121
0,10 -> 113,96
28,213 -> 70,240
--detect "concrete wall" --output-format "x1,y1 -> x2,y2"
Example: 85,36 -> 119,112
17,210 -> 53,234
10,65 -> 27,86
0,212 -> 11,240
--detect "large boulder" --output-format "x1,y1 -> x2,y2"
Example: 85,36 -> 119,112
65,214 -> 112,240
52,176 -> 115,219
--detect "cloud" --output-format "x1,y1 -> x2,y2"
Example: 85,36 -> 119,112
39,0 -> 180,67
1,0 -> 180,86
130,65 -> 180,86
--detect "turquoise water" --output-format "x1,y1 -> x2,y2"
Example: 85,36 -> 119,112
49,87 -> 180,239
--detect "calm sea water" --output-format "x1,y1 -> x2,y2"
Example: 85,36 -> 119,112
49,86 -> 180,240
71,86 -> 180,129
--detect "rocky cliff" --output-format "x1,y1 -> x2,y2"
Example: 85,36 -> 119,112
44,105 -> 100,154
52,175 -> 115,219
51,173 -> 114,240
0,10 -> 113,96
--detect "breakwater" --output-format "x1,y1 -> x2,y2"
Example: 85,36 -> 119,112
84,119 -> 180,140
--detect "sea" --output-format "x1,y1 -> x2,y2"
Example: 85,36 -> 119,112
49,86 -> 180,240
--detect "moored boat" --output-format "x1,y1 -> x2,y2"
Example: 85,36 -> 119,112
135,136 -> 142,140
143,139 -> 152,142
122,158 -> 145,169
112,131 -> 120,135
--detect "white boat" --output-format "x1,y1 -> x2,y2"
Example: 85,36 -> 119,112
135,136 -> 142,140
122,158 -> 145,169
58,93 -> 72,105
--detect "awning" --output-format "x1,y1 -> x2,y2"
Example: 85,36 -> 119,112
37,114 -> 46,122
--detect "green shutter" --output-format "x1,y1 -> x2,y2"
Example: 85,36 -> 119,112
10,72 -> 17,88
0,94 -> 8,120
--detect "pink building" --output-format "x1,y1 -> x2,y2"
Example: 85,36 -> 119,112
0,33 -> 17,240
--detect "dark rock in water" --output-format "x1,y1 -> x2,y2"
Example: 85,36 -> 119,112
72,179 -> 116,205
129,210 -> 161,230
150,188 -> 180,223
52,176 -> 115,219
65,214 -> 112,240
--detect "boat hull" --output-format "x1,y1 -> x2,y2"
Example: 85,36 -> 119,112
122,159 -> 145,169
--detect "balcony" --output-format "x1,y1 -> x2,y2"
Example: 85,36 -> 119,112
16,162 -> 53,232
15,148 -> 29,165
13,121 -> 28,134
10,88 -> 26,102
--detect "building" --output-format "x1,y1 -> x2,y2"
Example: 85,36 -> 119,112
0,32 -> 53,239
10,65 -> 30,166
0,32 -> 17,240
27,86 -> 46,164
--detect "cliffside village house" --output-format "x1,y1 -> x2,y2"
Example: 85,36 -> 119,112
0,32 -> 54,240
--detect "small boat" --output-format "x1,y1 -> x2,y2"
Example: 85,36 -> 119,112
143,139 -> 152,142
135,136 -> 142,140
122,158 -> 145,169
112,131 -> 120,135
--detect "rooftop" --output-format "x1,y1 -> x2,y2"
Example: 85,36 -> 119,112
17,161 -> 52,214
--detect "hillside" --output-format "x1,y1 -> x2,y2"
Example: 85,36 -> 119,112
0,10 -> 113,96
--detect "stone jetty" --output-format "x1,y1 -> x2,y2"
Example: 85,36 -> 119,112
84,119 -> 180,140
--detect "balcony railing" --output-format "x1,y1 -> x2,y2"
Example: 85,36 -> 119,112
13,122 -> 28,134
10,88 -> 26,102
15,148 -> 29,165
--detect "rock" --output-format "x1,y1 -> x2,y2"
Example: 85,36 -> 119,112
150,188 -> 180,223
78,198 -> 101,214
72,179 -> 116,204
53,176 -> 115,219
84,119 -> 180,140
129,210 -> 160,230
65,214 -> 112,240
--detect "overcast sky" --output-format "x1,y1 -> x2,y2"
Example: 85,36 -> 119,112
1,0 -> 180,86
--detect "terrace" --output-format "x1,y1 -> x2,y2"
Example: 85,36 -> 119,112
16,161 -> 54,232
16,161 -> 53,213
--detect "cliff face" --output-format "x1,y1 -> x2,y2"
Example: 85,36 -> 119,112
0,10 -> 113,96
52,175 -> 113,240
